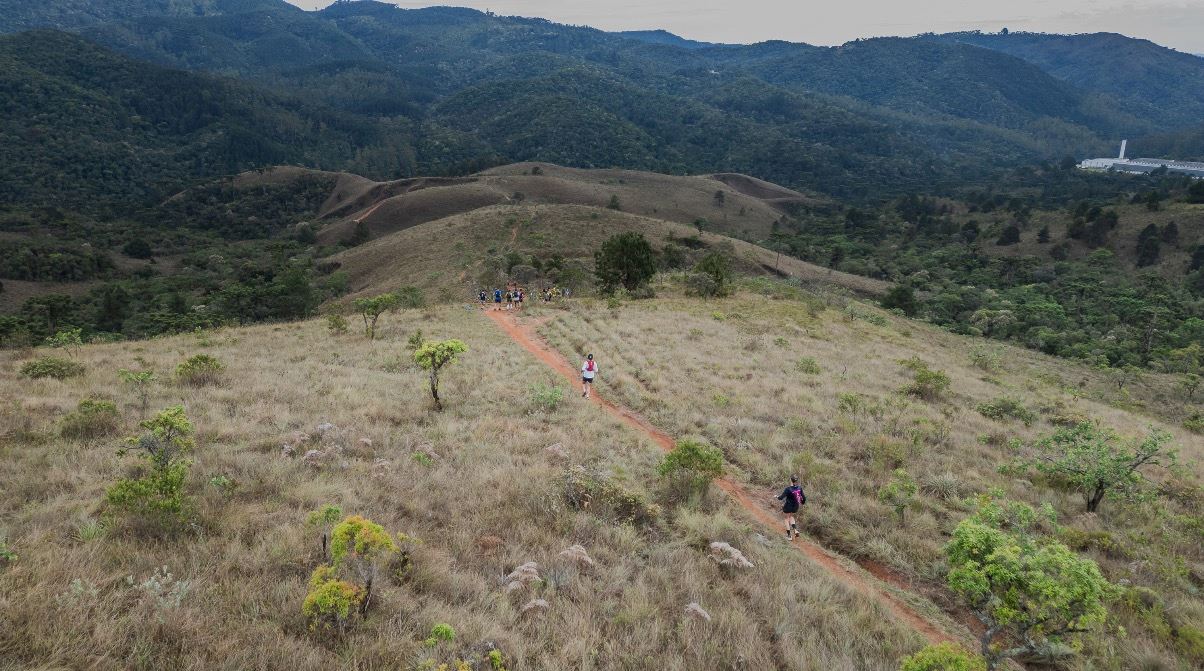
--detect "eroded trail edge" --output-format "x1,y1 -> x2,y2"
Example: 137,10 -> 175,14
486,309 -> 955,646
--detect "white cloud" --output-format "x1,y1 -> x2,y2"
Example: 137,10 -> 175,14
285,1 -> 1204,52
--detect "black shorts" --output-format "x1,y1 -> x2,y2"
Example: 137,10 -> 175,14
582,377 -> 594,384
782,506 -> 799,515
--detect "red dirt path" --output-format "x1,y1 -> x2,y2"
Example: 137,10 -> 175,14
485,309 -> 956,646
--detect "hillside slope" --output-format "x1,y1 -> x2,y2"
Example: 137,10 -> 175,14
0,283 -> 1198,669
329,203 -> 884,303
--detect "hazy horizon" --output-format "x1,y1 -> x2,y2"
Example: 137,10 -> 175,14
285,1 -> 1204,53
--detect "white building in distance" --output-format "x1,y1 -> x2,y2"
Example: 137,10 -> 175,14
1080,140 -> 1204,178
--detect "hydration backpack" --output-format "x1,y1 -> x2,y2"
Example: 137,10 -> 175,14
586,360 -> 596,372
791,486 -> 805,506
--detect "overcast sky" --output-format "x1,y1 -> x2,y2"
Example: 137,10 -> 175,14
285,1 -> 1204,53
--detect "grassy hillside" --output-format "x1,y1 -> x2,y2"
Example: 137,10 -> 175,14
1,282 -> 1199,669
329,203 -> 884,303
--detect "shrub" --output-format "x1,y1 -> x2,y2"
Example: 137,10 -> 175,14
21,356 -> 85,380
1184,412 -> 1203,434
687,253 -> 731,298
303,567 -> 363,633
975,397 -> 1035,426
307,504 -> 343,559
424,623 -> 456,647
877,469 -> 918,523
564,465 -> 661,526
946,499 -> 1114,670
326,314 -> 349,335
881,285 -> 918,316
529,383 -> 564,413
106,406 -> 195,529
407,329 -> 424,351
175,354 -> 224,386
413,339 -> 469,411
0,537 -> 15,567
394,286 -> 425,309
60,398 -> 120,439
795,357 -> 821,374
657,438 -> 724,495
118,369 -> 156,411
968,345 -> 1002,372
899,643 -> 986,671
899,358 -> 950,401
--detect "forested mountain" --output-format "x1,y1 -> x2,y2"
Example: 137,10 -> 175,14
0,30 -> 414,213
929,31 -> 1204,130
0,0 -> 288,33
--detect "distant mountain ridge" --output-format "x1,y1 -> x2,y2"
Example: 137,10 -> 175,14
4,0 -> 1204,202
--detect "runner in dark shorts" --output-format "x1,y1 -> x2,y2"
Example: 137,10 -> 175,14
776,475 -> 805,540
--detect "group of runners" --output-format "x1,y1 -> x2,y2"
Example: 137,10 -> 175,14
478,284 -> 571,310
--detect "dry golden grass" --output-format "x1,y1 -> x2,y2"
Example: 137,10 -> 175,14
1,304 -> 927,671
535,282 -> 1204,671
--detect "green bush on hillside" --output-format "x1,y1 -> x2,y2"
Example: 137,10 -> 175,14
176,354 -> 224,386
61,398 -> 121,439
898,358 -> 950,401
20,356 -> 85,380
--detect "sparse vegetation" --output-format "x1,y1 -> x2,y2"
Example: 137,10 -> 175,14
117,369 -> 156,411
899,358 -> 950,401
899,643 -> 985,671
413,339 -> 468,411
975,397 -> 1035,425
175,354 -> 224,386
326,313 -> 349,335
877,469 -> 918,523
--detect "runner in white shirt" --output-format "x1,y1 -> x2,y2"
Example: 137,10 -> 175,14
581,353 -> 597,398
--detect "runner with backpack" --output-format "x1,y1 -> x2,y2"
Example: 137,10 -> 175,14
581,353 -> 598,398
776,475 -> 805,540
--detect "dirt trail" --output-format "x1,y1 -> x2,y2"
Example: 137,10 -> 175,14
485,309 -> 956,646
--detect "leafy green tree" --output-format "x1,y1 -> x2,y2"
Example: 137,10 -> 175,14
1135,223 -> 1161,267
44,328 -> 83,357
995,225 -> 1020,246
594,232 -> 658,293
882,285 -> 919,316
122,238 -> 153,259
899,643 -> 986,671
946,498 -> 1114,670
878,469 -> 918,523
1025,422 -> 1176,512
413,339 -> 468,411
352,293 -> 400,340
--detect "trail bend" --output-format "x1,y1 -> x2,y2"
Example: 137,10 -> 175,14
485,308 -> 957,646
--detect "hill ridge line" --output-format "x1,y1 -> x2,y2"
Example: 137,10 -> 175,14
484,308 -> 957,646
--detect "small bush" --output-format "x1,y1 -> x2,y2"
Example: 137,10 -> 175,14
529,383 -> 564,413
106,406 -> 195,530
976,397 -> 1035,425
1184,412 -> 1204,434
175,354 -> 224,386
899,358 -> 950,401
407,329 -> 425,351
45,328 -> 84,357
968,345 -> 1002,372
899,642 -> 986,671
878,469 -> 918,523
424,623 -> 456,647
657,439 -> 724,495
21,356 -> 85,380
326,314 -> 349,335
60,398 -> 120,439
795,357 -> 821,374
564,465 -> 661,526
303,567 -> 363,633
